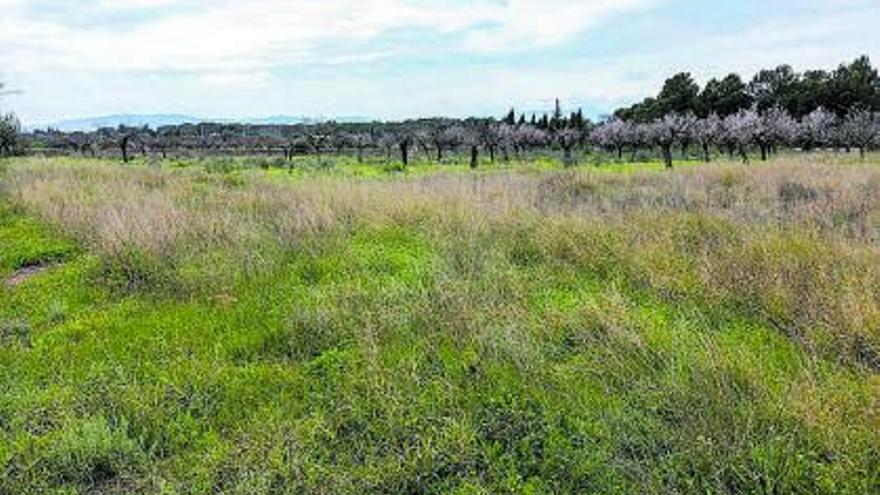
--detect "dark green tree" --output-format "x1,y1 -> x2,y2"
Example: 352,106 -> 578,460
793,70 -> 833,117
658,72 -> 700,114
699,74 -> 752,117
616,97 -> 664,123
0,113 -> 20,156
0,82 -> 22,156
503,108 -> 516,125
550,98 -> 564,130
538,114 -> 549,129
569,109 -> 585,129
828,56 -> 880,116
748,65 -> 800,113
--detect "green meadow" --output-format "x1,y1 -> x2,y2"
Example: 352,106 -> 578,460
1,154 -> 878,494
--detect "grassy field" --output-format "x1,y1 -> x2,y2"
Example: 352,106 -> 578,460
1,154 -> 878,494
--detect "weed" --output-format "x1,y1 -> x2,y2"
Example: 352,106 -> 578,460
0,317 -> 31,348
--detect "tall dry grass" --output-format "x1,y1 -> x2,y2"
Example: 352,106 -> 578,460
2,155 -> 879,367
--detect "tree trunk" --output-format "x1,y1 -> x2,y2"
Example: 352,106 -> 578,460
739,145 -> 749,164
470,145 -> 478,169
662,144 -> 673,169
760,144 -> 768,161
436,146 -> 443,162
121,137 -> 130,163
563,147 -> 574,167
702,142 -> 711,162
489,146 -> 495,163
399,143 -> 409,167
617,146 -> 623,160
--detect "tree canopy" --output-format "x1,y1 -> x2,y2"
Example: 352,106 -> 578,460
616,56 -> 880,122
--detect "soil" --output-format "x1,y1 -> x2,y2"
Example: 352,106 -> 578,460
5,263 -> 53,288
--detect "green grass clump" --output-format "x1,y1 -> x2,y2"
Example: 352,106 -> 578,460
0,203 -> 75,275
5,416 -> 147,492
0,154 -> 878,494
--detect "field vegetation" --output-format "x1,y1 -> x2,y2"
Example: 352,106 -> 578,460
1,153 -> 878,494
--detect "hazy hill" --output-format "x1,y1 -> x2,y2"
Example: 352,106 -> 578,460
31,114 -> 371,132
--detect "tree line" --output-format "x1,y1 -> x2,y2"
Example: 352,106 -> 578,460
604,55 -> 880,166
8,56 -> 880,168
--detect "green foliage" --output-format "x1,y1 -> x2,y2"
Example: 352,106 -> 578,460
0,112 -> 21,156
658,72 -> 701,115
0,203 -> 76,274
700,73 -> 753,117
3,416 -> 147,492
0,317 -> 31,348
617,55 -> 879,122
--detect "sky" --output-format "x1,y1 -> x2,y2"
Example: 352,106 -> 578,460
1,0 -> 878,126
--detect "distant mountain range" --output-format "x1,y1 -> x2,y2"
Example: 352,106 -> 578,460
29,114 -> 372,132
27,105 -> 609,133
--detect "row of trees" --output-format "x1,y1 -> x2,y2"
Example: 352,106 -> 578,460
10,56 -> 880,168
602,56 -> 880,167
594,107 -> 879,167
616,56 -> 879,121
28,105 -> 877,170
29,118 -> 576,167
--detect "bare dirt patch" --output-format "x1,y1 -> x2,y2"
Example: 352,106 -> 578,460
5,263 -> 54,288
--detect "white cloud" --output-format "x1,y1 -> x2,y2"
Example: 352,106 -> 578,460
0,0 -> 654,73
701,9 -> 879,74
402,3 -> 880,118
461,0 -> 656,52
200,71 -> 270,89
5,0 -> 878,125
94,0 -> 179,9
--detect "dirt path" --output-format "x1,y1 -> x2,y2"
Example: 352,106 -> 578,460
5,264 -> 53,288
